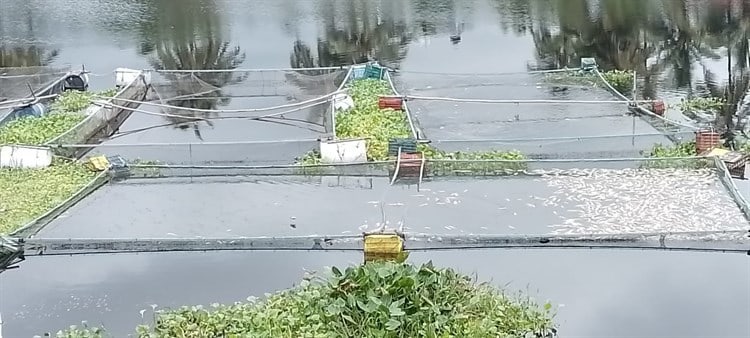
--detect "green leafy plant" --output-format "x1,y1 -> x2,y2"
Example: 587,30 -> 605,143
0,89 -> 117,146
601,70 -> 634,95
335,79 -> 412,161
643,142 -> 710,169
0,113 -> 85,145
51,322 -> 106,338
300,77 -> 527,175
0,160 -> 96,234
678,97 -> 725,120
421,146 -> 529,176
56,262 -> 555,337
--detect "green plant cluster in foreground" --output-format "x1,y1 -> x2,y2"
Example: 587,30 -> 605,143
53,262 -> 555,338
0,160 -> 95,234
0,89 -> 116,146
300,78 -> 526,170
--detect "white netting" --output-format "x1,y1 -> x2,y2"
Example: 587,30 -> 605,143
0,65 -> 71,102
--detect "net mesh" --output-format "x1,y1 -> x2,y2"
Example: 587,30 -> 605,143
69,69 -> 349,163
0,65 -> 71,102
392,70 -> 691,158
47,74 -> 150,158
124,157 -> 717,178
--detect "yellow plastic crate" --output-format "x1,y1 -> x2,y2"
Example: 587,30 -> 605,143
364,234 -> 403,262
85,155 -> 110,172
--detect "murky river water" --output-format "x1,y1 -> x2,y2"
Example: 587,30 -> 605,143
2,0 -> 750,336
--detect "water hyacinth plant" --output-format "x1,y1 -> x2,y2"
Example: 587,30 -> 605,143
0,89 -> 115,234
53,261 -> 556,338
0,159 -> 96,234
0,89 -> 117,146
643,141 -> 710,169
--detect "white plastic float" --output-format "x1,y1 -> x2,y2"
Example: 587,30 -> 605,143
0,145 -> 53,169
319,138 -> 367,164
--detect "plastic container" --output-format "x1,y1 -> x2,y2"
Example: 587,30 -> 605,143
364,64 -> 384,79
651,100 -> 666,116
10,102 -> 46,119
388,138 -> 417,157
378,96 -> 403,111
695,130 -> 721,153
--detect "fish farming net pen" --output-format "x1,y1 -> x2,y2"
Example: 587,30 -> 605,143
7,231 -> 749,259
429,131 -> 696,159
0,65 -> 72,102
391,67 -> 696,142
9,171 -> 110,239
44,74 -> 150,158
61,139 -> 324,167
145,68 -> 349,135
118,156 -> 719,179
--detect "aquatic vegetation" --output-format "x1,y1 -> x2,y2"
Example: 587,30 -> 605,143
54,262 -> 555,338
0,112 -> 86,145
600,70 -> 634,95
53,322 -> 106,338
300,77 -> 526,171
679,97 -> 725,121
0,160 -> 96,234
0,89 -> 117,146
644,142 -> 710,169
421,147 -> 529,176
335,78 -> 412,161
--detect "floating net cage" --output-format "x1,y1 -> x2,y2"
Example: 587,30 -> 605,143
392,69 -> 696,157
47,73 -> 150,158
0,65 -> 71,103
146,69 -> 348,132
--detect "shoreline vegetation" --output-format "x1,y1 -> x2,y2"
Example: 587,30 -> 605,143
0,89 -> 115,235
54,261 -> 556,338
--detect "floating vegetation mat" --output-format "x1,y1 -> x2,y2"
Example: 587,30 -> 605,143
0,161 -> 96,234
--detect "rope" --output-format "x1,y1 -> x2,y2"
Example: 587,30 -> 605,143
152,66 -> 349,73
92,89 -> 347,114
0,72 -> 69,79
391,67 -> 583,77
385,71 -> 419,139
50,139 -> 320,148
390,147 -> 403,185
431,132 -> 689,144
402,95 -> 655,105
0,94 -> 58,109
593,68 -> 700,131
129,160 -> 395,170
91,99 -> 330,121
427,155 -> 712,163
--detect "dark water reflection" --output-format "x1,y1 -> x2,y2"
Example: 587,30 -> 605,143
2,0 -> 750,336
1,249 -> 748,337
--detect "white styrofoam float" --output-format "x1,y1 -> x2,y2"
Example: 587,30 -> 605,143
0,145 -> 53,169
115,68 -> 152,88
320,138 -> 367,164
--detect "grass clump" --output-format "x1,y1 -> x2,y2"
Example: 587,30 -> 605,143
0,160 -> 96,234
54,262 -> 556,338
0,89 -> 116,146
